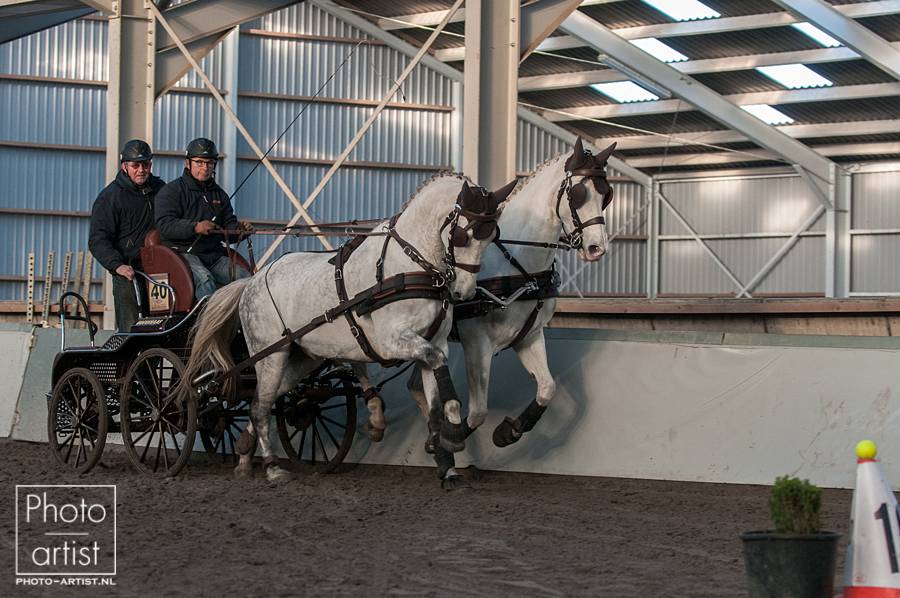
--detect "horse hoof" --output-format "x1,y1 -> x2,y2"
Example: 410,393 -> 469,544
441,474 -> 470,491
233,464 -> 253,479
424,433 -> 438,454
439,435 -> 465,453
364,421 -> 385,442
266,465 -> 292,483
492,417 -> 522,448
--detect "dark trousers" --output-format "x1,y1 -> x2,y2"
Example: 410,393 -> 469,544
111,274 -> 140,332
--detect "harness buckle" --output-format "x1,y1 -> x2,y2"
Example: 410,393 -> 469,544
432,273 -> 447,288
349,325 -> 361,338
334,268 -> 343,280
324,309 -> 335,323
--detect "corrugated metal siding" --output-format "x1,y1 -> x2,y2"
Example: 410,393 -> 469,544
658,175 -> 825,295
851,169 -> 900,293
660,176 -> 823,235
237,98 -> 451,166
0,18 -> 108,80
852,234 -> 900,293
0,82 -> 106,146
239,36 -> 453,105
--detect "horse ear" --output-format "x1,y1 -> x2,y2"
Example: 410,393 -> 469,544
459,181 -> 473,204
565,137 -> 586,171
593,142 -> 617,166
492,178 -> 517,205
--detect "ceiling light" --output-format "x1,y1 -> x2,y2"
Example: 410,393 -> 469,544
742,104 -> 795,125
591,81 -> 660,103
639,0 -> 720,21
756,64 -> 833,89
630,38 -> 689,63
791,22 -> 841,48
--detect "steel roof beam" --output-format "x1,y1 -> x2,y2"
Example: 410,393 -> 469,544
311,0 -> 650,186
774,0 -> 900,81
0,4 -> 92,43
559,10 -> 834,182
520,0 -> 583,61
602,119 -> 900,151
618,141 -> 900,169
539,81 -> 900,121
433,0 -> 900,61
518,44 -> 890,91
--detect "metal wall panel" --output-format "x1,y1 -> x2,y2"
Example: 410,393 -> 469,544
516,119 -> 570,173
852,170 -> 900,229
0,81 -> 106,147
850,169 -> 900,293
659,236 -> 824,295
239,36 -> 453,105
852,234 -> 900,293
557,240 -> 646,296
0,147 -> 104,211
236,98 -> 450,166
154,92 -> 224,154
0,18 -> 108,81
660,176 -> 824,235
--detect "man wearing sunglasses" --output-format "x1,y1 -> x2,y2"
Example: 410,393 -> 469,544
155,137 -> 253,301
89,139 -> 165,331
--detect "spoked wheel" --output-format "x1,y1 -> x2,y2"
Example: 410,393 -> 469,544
198,397 -> 251,463
276,368 -> 358,473
120,348 -> 197,476
48,368 -> 108,473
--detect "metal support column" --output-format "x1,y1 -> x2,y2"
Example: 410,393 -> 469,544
220,26 -> 239,196
104,0 -> 155,330
646,180 -> 659,298
826,165 -> 851,297
464,0 -> 519,189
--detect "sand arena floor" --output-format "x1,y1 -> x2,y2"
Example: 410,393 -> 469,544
0,438 -> 854,596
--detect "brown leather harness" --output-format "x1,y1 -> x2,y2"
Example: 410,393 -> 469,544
452,148 -> 614,350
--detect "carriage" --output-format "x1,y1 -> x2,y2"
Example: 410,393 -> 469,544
47,231 -> 361,477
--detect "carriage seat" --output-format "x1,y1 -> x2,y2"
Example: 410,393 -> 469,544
138,230 -> 253,315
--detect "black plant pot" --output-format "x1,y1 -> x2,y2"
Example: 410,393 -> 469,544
740,531 -> 841,598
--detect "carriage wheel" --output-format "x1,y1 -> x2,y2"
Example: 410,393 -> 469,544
198,397 -> 250,463
120,348 -> 197,476
48,368 -> 108,473
276,368 -> 358,473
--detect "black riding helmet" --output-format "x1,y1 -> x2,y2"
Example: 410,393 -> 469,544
185,137 -> 220,160
120,139 -> 152,162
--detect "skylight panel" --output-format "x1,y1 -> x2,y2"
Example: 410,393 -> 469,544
630,38 -> 689,63
639,0 -> 720,21
591,81 -> 660,103
742,104 -> 794,125
791,22 -> 841,48
755,64 -> 833,89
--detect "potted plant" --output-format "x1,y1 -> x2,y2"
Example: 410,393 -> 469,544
740,476 -> 841,598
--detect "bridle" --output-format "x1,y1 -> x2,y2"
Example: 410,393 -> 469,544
556,151 -> 614,250
382,184 -> 501,289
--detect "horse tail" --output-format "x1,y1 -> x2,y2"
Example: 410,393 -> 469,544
181,278 -> 250,396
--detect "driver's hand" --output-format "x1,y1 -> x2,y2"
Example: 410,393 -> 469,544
115,264 -> 135,281
194,220 -> 216,235
239,220 -> 254,233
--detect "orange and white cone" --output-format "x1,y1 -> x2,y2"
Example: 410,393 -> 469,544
844,440 -> 900,597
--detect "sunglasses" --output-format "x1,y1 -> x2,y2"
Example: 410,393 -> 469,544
190,159 -> 217,168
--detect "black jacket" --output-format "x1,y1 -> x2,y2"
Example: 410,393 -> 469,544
154,169 -> 238,265
89,170 -> 165,273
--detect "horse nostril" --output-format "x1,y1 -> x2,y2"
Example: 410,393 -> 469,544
588,244 -> 604,257
453,291 -> 463,300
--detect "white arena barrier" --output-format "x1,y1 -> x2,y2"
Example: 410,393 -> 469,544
352,329 -> 900,489
0,325 -> 35,437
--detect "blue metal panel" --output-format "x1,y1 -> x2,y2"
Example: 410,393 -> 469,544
237,98 -> 450,166
0,81 -> 106,147
0,18 -> 108,81
154,92 -> 224,154
0,147 -> 104,211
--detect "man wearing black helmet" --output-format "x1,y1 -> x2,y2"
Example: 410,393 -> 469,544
89,139 -> 165,331
154,137 -> 252,301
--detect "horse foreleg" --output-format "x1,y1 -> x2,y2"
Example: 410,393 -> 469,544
406,364 -> 429,420
352,362 -> 385,442
460,333 -> 493,434
420,364 -> 468,490
493,329 -> 556,448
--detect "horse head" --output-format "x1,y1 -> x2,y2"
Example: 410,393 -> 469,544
560,137 -> 616,262
445,179 -> 516,300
